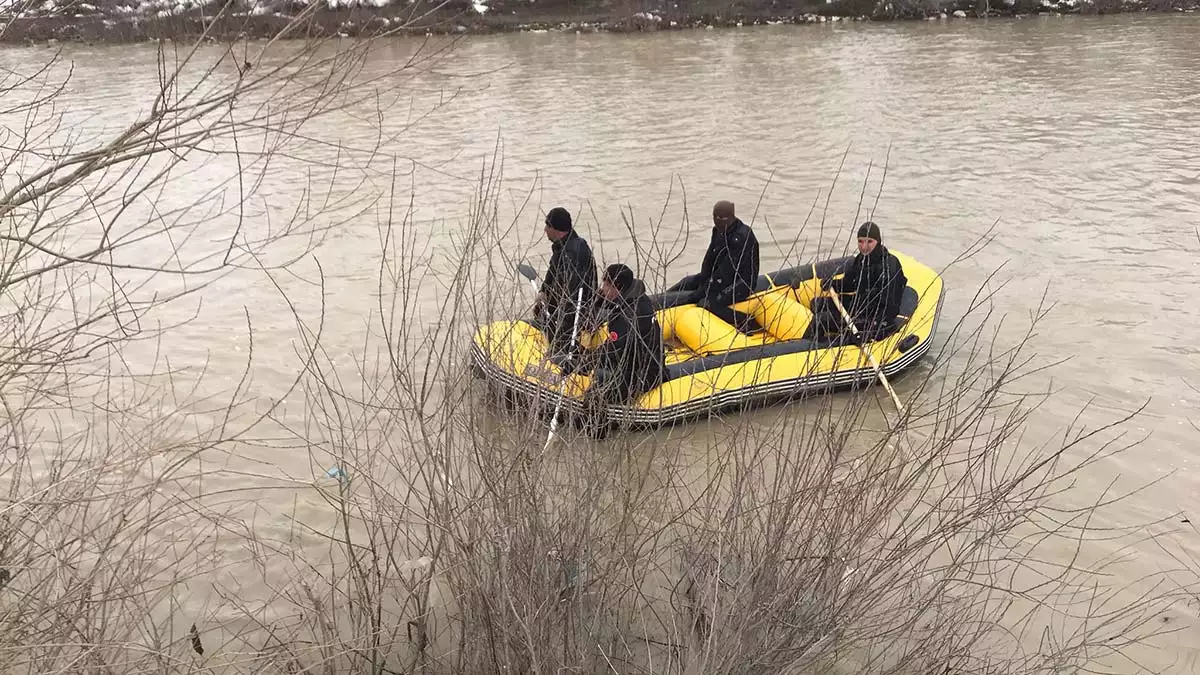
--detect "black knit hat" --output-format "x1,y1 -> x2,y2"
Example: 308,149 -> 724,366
857,221 -> 882,243
603,263 -> 635,293
545,207 -> 573,232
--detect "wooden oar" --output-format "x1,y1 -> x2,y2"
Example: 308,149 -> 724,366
815,263 -> 905,416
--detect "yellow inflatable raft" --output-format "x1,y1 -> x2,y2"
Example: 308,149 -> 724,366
471,251 -> 944,428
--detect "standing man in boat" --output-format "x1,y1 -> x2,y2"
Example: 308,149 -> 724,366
533,206 -> 599,357
580,263 -> 666,435
811,221 -> 908,342
667,199 -> 762,333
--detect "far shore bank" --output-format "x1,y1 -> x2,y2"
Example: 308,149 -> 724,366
1,0 -> 1196,46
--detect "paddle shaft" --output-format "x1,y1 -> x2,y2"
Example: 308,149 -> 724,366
544,286 -> 585,451
818,265 -> 906,416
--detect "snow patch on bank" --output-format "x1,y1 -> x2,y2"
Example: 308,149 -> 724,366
324,0 -> 393,9
2,0 -> 225,18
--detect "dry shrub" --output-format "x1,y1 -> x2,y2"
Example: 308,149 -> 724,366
0,11 -> 462,672
0,17 -> 1191,675
216,164 -> 1188,673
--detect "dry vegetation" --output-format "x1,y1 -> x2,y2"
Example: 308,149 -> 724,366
2,0 -> 1199,46
1,17 -> 1195,675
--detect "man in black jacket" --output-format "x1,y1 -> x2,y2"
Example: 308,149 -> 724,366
667,200 -> 762,333
575,263 -> 666,437
533,206 -> 598,355
811,221 -> 908,343
584,263 -> 666,407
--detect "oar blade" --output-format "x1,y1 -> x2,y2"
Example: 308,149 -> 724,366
517,263 -> 539,283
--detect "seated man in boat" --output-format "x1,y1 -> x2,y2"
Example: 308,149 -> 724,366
811,221 -> 908,343
532,206 -> 599,356
666,200 -> 763,333
579,263 -> 666,433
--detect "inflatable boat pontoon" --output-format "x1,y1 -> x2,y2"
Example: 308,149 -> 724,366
470,251 -> 944,429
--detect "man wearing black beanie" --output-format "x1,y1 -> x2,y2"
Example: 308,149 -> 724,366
533,206 -> 598,355
574,262 -> 666,436
666,200 -> 762,333
811,220 -> 907,342
586,263 -> 665,401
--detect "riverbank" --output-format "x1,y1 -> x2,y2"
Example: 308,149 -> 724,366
0,0 -> 1196,45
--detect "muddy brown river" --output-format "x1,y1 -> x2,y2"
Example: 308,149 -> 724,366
4,11 -> 1199,672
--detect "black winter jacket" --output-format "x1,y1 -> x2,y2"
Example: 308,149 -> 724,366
830,245 -> 908,329
594,279 -> 665,398
685,219 -> 760,306
540,230 -> 598,323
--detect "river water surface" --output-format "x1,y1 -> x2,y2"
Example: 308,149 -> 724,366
6,12 -> 1200,672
